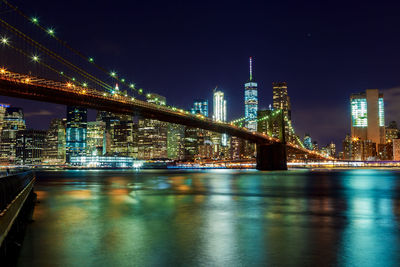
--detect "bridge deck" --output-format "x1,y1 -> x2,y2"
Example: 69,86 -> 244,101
0,70 -> 325,157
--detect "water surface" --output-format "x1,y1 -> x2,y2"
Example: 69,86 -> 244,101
18,169 -> 400,266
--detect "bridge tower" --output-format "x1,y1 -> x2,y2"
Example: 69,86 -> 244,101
256,110 -> 287,170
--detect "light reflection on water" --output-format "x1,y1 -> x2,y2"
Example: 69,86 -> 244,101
18,169 -> 400,266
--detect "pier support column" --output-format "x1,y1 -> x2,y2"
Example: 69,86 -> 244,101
256,143 -> 287,170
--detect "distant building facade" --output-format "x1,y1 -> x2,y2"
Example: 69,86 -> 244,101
393,139 -> 400,161
43,118 -> 66,164
87,121 -> 106,156
191,99 -> 208,117
137,94 -> 168,159
0,103 -> 10,138
272,82 -> 291,120
16,130 -> 46,165
66,106 -> 87,163
350,89 -> 385,146
386,121 -> 399,142
304,134 -> 313,150
167,123 -> 185,160
0,107 -> 26,164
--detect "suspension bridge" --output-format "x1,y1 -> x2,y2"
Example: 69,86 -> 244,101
0,0 -> 332,170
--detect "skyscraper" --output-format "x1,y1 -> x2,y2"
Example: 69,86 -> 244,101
137,94 -> 168,159
385,121 -> 398,142
167,123 -> 185,160
43,118 -> 66,164
0,103 -> 10,138
191,99 -> 208,117
66,106 -> 87,163
350,89 -> 385,147
272,82 -> 291,120
87,121 -> 106,156
213,88 -> 227,147
244,57 -> 258,131
304,134 -> 313,150
213,89 -> 226,122
0,107 -> 26,163
112,119 -> 137,158
272,82 -> 292,141
16,130 -> 46,165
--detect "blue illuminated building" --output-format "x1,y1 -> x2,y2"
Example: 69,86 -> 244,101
191,99 -> 208,117
66,106 -> 87,163
244,57 -> 258,131
304,134 -> 313,150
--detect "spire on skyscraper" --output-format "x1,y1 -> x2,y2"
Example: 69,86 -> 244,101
244,56 -> 258,132
249,57 -> 253,81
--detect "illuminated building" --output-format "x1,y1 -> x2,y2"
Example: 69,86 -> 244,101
213,88 -> 228,148
304,134 -> 313,150
328,142 -> 336,157
350,89 -> 385,147
0,107 -> 26,164
184,127 -> 199,161
167,123 -> 185,160
378,143 -> 393,160
393,139 -> 400,161
321,142 -> 336,157
87,121 -> 106,156
272,82 -> 292,141
312,141 -> 319,152
244,57 -> 258,131
345,137 -> 376,161
0,103 -> 10,138
273,82 -> 291,120
43,119 -> 66,164
213,89 -> 226,123
109,116 -> 137,158
342,134 -> 352,159
16,130 -> 46,165
385,121 -> 399,142
198,133 -> 213,159
96,111 -> 126,155
230,136 -> 245,160
69,156 -> 144,168
138,94 -> 168,159
354,140 -> 377,160
191,99 -> 208,117
66,106 -> 87,163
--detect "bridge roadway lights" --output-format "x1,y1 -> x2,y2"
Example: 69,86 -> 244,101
256,143 -> 288,171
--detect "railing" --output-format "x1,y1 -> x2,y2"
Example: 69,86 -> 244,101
0,171 -> 35,247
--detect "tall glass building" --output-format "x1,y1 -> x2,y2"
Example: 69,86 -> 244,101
0,107 -> 26,163
66,106 -> 87,163
303,134 -> 313,150
213,89 -> 226,122
213,89 -> 228,147
272,82 -> 291,120
350,89 -> 385,146
244,57 -> 258,132
191,99 -> 208,117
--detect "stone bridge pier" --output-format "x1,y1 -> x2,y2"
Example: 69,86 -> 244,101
256,143 -> 287,171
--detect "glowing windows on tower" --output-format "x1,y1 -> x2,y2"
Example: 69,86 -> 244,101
351,98 -> 367,127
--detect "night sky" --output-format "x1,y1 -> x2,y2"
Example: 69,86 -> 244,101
2,0 -> 400,148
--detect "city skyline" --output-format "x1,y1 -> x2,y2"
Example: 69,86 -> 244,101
3,1 -> 400,266
1,0 -> 400,147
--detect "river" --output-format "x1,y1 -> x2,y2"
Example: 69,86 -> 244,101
17,169 -> 400,266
